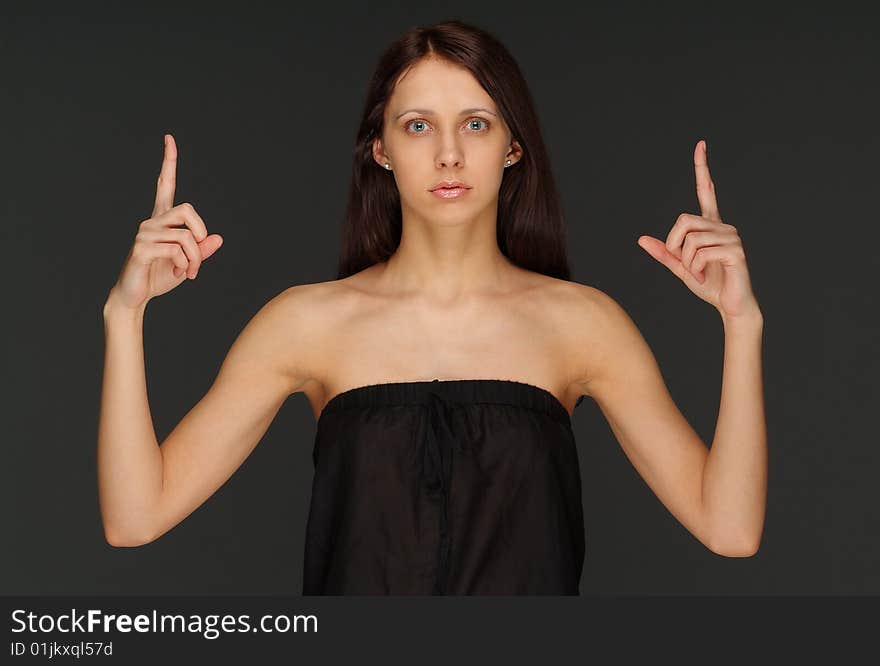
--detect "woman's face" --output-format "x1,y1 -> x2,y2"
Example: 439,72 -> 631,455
373,56 -> 522,222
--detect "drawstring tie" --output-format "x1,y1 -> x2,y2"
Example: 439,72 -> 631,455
423,385 -> 464,594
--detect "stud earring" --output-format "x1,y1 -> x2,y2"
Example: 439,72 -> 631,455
505,159 -> 511,166
384,163 -> 391,170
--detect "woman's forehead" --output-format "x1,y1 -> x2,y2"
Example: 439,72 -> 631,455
389,58 -> 496,111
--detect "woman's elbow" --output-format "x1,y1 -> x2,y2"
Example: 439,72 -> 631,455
104,527 -> 154,548
709,537 -> 760,558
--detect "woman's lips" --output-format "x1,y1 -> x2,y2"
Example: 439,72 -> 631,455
430,187 -> 470,199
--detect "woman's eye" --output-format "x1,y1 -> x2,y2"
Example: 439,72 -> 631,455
405,118 -> 490,134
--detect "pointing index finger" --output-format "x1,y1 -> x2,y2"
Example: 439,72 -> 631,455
694,139 -> 720,220
152,134 -> 177,217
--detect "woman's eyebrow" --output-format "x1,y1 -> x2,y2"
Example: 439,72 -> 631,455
394,107 -> 498,120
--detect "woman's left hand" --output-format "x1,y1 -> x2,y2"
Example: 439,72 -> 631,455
636,140 -> 761,321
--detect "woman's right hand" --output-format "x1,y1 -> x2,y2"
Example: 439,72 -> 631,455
108,134 -> 224,311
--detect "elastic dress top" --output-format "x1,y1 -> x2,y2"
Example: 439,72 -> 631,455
303,378 -> 586,595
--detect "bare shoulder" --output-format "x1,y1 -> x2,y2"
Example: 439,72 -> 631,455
523,275 -> 609,343
550,279 -> 634,329
251,279 -> 346,393
536,278 -> 647,400
252,276 -> 375,407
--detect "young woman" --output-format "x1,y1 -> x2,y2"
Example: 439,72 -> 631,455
98,20 -> 766,595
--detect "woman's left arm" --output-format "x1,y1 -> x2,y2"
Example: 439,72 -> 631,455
636,139 -> 766,556
701,310 -> 765,555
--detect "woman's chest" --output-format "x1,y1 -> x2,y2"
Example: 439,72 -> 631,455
305,287 -> 587,419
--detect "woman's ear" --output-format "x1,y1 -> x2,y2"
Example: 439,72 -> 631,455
372,137 -> 390,168
505,139 -> 524,166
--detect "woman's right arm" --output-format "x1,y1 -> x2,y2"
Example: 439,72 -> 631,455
97,133 -> 308,546
98,292 -> 161,546
98,285 -> 306,547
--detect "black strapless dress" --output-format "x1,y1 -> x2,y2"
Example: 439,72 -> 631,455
303,379 -> 586,595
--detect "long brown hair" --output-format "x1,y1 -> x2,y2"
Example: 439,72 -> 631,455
336,19 -> 572,281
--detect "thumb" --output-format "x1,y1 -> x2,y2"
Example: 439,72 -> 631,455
199,234 -> 224,260
637,235 -> 680,272
637,235 -> 664,260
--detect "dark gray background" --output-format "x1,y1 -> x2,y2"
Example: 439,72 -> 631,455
2,1 -> 874,596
